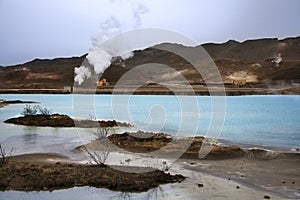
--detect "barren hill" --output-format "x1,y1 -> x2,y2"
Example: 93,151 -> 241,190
0,56 -> 86,89
0,36 -> 299,94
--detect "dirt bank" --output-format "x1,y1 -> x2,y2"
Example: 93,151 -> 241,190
0,154 -> 184,192
75,132 -> 300,160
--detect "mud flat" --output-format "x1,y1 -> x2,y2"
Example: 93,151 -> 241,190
179,156 -> 300,199
75,131 -> 300,160
0,153 -> 184,192
1,132 -> 299,199
74,131 -> 259,160
74,131 -> 300,199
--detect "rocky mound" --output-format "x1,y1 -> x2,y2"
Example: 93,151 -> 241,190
75,132 -> 246,160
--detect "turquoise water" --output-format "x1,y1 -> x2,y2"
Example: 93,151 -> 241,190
0,94 -> 300,151
0,94 -> 299,199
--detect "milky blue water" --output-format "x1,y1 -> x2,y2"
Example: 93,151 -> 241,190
0,94 -> 299,199
0,94 -> 299,154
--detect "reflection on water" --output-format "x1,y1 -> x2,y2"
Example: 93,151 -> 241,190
110,192 -> 132,200
5,134 -> 84,158
20,126 -> 38,148
23,125 -> 38,134
146,186 -> 165,200
22,133 -> 38,145
109,186 -> 164,200
22,126 -> 38,145
0,186 -> 166,200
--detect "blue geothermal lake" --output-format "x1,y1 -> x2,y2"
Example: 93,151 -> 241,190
0,94 -> 299,153
0,94 -> 300,199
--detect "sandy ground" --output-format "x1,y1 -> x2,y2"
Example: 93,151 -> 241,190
160,168 -> 283,200
179,158 -> 300,199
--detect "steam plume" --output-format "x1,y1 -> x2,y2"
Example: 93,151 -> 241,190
74,66 -> 91,85
74,0 -> 148,85
273,53 -> 282,67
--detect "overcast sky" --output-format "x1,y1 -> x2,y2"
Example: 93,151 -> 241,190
0,0 -> 299,66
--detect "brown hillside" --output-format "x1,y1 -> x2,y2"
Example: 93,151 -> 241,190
0,36 -> 299,92
0,56 -> 85,89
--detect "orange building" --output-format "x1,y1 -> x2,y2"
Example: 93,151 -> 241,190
97,79 -> 109,87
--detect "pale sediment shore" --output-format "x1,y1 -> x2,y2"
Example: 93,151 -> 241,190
179,157 -> 300,199
72,131 -> 300,199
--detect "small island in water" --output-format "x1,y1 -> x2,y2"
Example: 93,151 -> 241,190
4,114 -> 132,128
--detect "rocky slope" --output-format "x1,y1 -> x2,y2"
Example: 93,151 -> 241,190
0,56 -> 85,89
0,37 -> 299,92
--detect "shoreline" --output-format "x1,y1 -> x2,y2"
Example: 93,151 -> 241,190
0,85 -> 299,96
0,131 -> 299,198
74,132 -> 300,160
217,138 -> 300,153
2,150 -> 299,199
180,157 -> 300,199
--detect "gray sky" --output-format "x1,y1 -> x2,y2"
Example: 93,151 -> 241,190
0,0 -> 299,66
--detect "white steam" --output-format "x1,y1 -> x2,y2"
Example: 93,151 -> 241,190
74,66 -> 92,85
121,51 -> 135,60
86,48 -> 112,74
74,0 -> 148,85
273,53 -> 282,67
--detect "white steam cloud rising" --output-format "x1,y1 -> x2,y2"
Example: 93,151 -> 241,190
74,0 -> 148,85
74,66 -> 92,85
